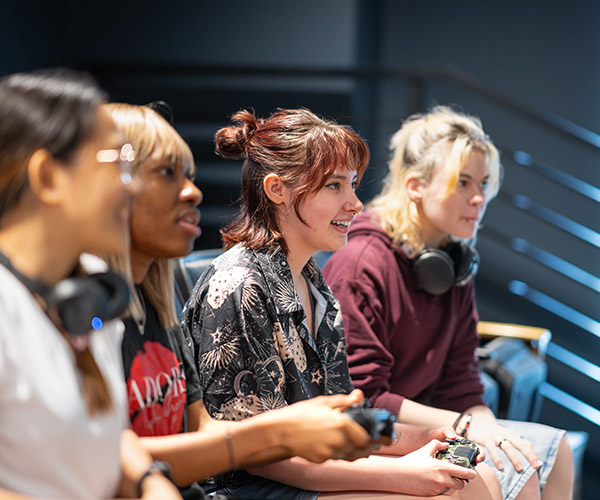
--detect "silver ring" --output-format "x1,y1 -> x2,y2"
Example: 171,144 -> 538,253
497,438 -> 507,448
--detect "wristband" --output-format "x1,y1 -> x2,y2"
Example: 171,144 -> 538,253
460,413 -> 473,437
225,425 -> 236,469
452,412 -> 465,431
136,460 -> 173,497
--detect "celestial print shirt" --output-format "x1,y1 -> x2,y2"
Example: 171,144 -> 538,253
181,244 -> 355,422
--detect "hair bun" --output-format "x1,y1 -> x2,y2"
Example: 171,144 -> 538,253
146,101 -> 174,124
215,109 -> 261,159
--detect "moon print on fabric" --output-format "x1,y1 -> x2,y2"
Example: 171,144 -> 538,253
263,355 -> 285,391
233,369 -> 259,397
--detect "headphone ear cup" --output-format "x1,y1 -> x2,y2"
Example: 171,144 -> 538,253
45,272 -> 130,336
91,272 -> 130,319
45,277 -> 108,335
411,249 -> 456,295
445,242 -> 479,286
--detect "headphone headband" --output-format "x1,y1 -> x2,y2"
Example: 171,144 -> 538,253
0,250 -> 129,336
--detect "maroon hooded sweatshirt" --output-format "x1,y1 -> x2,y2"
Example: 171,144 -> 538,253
322,211 -> 485,417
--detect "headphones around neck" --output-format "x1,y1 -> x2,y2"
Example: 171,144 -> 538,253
410,241 -> 479,295
0,251 -> 130,336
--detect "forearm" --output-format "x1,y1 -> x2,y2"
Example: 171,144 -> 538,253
0,490 -> 40,500
398,398 -> 460,429
249,455 -> 408,493
141,417 -> 291,486
466,404 -> 495,419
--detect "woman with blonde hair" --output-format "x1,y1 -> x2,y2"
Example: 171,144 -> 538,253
183,107 -> 503,500
323,105 -> 574,500
104,102 -> 382,500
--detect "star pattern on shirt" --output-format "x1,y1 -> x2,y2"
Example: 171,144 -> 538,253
182,244 -> 355,423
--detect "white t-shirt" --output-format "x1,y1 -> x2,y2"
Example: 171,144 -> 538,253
0,256 -> 128,499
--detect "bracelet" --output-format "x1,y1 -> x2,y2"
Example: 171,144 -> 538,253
136,460 -> 172,497
225,426 -> 236,469
460,413 -> 473,437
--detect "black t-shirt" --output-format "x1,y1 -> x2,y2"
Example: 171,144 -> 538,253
121,287 -> 203,436
122,288 -> 209,499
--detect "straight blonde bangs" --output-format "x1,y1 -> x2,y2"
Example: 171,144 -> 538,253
442,137 -> 502,201
103,102 -> 186,329
103,103 -> 195,176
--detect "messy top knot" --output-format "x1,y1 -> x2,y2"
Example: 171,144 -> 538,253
215,110 -> 262,158
217,108 -> 370,253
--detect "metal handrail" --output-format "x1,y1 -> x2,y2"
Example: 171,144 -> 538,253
87,62 -> 600,151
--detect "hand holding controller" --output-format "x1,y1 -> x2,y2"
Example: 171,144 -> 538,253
435,437 -> 479,468
343,402 -> 396,440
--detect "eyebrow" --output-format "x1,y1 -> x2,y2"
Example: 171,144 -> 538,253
328,173 -> 358,181
460,173 -> 489,181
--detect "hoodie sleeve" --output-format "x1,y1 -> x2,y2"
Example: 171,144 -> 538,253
427,283 -> 486,412
327,273 -> 406,417
323,227 -> 411,417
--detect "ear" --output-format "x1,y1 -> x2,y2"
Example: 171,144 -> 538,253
263,173 -> 288,205
405,174 -> 424,203
27,149 -> 66,206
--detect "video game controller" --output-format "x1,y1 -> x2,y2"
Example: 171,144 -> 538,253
343,402 -> 396,440
435,437 -> 479,468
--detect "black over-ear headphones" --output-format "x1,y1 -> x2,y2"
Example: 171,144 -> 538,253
410,241 -> 479,295
0,251 -> 130,336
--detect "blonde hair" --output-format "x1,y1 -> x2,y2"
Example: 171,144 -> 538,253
368,105 -> 501,253
103,103 -> 195,329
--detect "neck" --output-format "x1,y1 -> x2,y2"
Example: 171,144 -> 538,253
284,246 -> 311,285
0,212 -> 81,285
130,246 -> 154,285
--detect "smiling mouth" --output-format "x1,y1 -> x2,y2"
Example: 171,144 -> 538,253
331,220 -> 351,228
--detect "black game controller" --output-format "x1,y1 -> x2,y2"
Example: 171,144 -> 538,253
343,402 -> 396,440
435,437 -> 479,468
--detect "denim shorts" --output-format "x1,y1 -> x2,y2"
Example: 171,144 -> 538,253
482,419 -> 565,500
205,476 -> 319,500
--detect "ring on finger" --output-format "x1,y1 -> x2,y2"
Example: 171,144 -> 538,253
497,438 -> 508,448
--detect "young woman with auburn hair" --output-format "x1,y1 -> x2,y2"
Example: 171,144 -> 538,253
104,102 -> 381,500
182,108 -> 503,500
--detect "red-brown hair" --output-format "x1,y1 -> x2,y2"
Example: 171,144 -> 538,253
216,108 -> 370,253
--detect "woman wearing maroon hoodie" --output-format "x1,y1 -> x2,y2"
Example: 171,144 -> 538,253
323,106 -> 574,500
